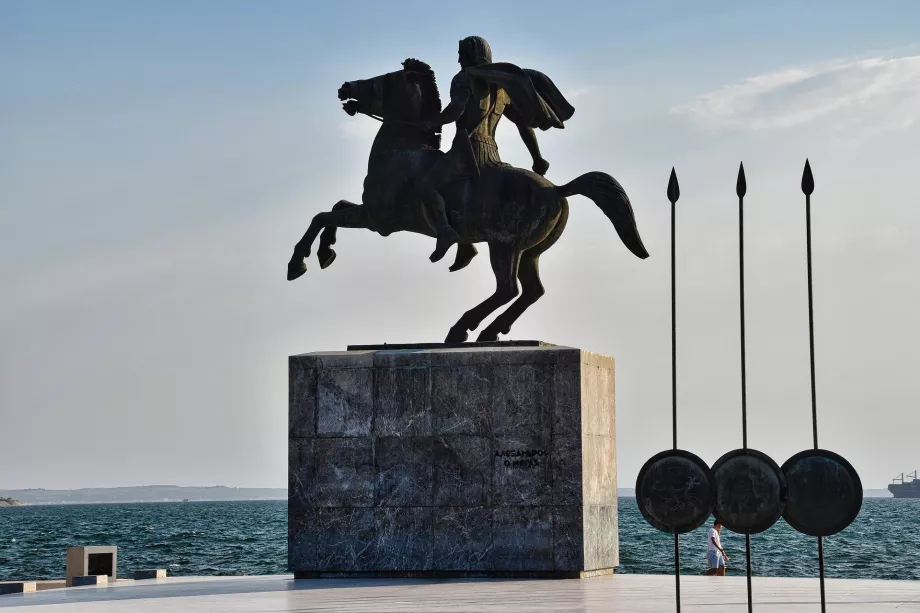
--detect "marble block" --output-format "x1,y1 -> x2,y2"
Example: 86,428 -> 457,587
134,569 -> 167,580
289,343 -> 618,577
0,581 -> 37,595
71,575 -> 108,586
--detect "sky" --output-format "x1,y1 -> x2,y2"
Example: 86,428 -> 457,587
1,0 -> 918,491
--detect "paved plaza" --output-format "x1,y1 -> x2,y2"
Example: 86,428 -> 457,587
1,574 -> 918,612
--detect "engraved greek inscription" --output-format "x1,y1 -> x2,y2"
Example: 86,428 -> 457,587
496,449 -> 547,469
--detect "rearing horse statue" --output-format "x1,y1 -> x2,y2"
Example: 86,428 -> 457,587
287,59 -> 649,343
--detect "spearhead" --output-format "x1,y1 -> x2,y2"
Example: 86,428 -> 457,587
667,167 -> 680,203
736,162 -> 747,198
802,159 -> 815,196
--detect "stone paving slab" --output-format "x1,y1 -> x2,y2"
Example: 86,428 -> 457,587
0,574 -> 918,611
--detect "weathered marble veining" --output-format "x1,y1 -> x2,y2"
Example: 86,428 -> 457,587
433,507 -> 492,571
316,368 -> 373,437
432,435 -> 491,506
289,358 -> 316,438
289,438 -> 374,507
376,437 -> 433,506
374,507 -> 434,571
431,365 -> 492,435
289,344 -> 618,577
376,368 -> 431,436
491,364 -> 553,438
492,507 -> 554,571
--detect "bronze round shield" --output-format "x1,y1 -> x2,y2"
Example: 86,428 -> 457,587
712,449 -> 787,534
635,449 -> 714,534
782,449 -> 862,537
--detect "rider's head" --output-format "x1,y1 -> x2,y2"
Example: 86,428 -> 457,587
458,36 -> 492,68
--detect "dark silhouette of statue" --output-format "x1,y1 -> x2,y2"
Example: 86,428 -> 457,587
287,39 -> 649,343
411,36 -> 575,268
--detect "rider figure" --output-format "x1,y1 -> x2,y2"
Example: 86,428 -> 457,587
413,36 -> 573,268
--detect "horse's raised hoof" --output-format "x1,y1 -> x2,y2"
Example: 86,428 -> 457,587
287,259 -> 307,281
318,247 -> 337,269
476,329 -> 500,342
444,326 -> 469,344
449,244 -> 478,272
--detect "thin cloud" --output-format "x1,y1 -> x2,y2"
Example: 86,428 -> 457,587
672,55 -> 920,134
564,87 -> 591,100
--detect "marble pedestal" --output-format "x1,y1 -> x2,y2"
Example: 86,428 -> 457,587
288,342 -> 617,578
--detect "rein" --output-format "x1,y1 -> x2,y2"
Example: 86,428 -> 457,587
359,110 -> 438,134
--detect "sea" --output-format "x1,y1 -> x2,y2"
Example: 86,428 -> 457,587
0,498 -> 917,582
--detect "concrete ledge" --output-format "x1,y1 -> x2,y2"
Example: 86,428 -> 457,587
134,570 -> 167,580
0,581 -> 37,595
35,580 -> 66,592
71,575 -> 108,587
1,575 -> 918,611
294,569 -> 615,579
579,568 -> 615,578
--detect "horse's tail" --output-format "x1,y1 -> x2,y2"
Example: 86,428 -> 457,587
556,171 -> 649,259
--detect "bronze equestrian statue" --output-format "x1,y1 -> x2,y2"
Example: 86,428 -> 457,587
411,36 -> 573,268
287,39 -> 649,343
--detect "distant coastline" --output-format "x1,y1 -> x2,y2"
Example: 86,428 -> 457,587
0,486 -> 285,506
1,486 -> 893,506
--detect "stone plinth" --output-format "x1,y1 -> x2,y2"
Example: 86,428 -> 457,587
288,343 -> 617,578
66,546 -> 117,586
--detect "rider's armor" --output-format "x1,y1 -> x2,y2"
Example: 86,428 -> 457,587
451,70 -> 510,169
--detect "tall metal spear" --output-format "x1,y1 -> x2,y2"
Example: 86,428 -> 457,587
801,159 -> 828,612
667,167 -> 681,612
736,162 -> 754,613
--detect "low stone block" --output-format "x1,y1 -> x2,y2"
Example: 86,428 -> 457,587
0,581 -> 37,595
133,569 -> 167,580
71,575 -> 107,586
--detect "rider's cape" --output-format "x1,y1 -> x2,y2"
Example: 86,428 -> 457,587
462,62 -> 575,130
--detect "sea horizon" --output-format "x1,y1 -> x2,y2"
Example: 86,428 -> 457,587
2,498 -> 916,583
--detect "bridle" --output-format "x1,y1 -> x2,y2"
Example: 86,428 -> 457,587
357,109 -> 439,134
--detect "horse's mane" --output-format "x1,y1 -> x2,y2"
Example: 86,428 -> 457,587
402,58 -> 442,120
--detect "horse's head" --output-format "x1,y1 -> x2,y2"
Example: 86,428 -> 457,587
338,59 -> 441,124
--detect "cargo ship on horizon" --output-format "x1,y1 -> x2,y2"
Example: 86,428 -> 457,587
889,471 -> 920,498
